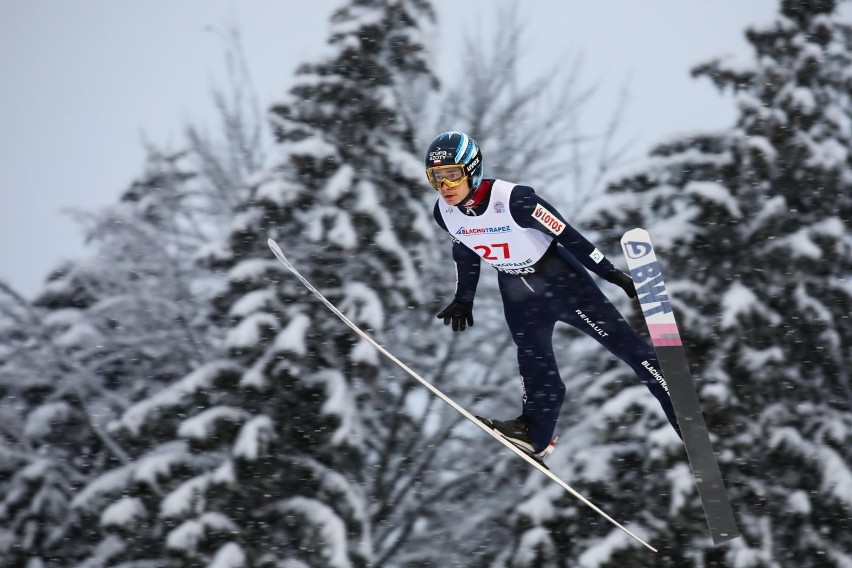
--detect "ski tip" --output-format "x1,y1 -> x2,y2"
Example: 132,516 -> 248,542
267,237 -> 283,256
620,227 -> 649,243
267,238 -> 289,267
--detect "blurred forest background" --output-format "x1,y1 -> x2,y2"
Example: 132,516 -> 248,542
1,0 -> 850,566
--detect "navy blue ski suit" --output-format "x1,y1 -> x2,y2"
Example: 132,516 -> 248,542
433,180 -> 680,451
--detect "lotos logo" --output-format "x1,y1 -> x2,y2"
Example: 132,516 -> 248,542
624,240 -> 652,260
532,204 -> 565,235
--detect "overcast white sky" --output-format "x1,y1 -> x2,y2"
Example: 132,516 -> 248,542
1,1 -> 784,297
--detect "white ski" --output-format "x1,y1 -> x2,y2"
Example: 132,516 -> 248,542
268,238 -> 657,553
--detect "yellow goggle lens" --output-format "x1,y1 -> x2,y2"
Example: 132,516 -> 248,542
426,165 -> 467,190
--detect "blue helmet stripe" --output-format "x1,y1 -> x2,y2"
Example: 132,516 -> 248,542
462,141 -> 476,163
455,133 -> 470,163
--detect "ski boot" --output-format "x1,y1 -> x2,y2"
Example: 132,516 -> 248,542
476,416 -> 557,464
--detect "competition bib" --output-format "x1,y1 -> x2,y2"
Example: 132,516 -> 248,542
439,180 -> 553,274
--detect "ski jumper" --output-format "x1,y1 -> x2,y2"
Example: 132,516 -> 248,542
433,179 -> 680,451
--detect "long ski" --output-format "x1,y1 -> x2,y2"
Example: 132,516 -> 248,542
268,238 -> 658,553
620,228 -> 739,545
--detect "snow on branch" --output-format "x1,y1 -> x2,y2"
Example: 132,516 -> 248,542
226,258 -> 283,287
720,282 -> 782,329
132,441 -> 194,491
272,313 -> 311,356
685,181 -> 743,218
225,311 -> 280,351
160,474 -> 211,520
228,288 -> 279,319
769,427 -> 852,509
116,360 -> 243,437
178,406 -> 251,441
306,369 -> 359,447
576,524 -> 647,568
274,496 -> 353,568
233,415 -> 274,461
166,511 -> 239,555
100,496 -> 148,530
338,282 -> 385,331
209,542 -> 247,568
71,464 -> 135,512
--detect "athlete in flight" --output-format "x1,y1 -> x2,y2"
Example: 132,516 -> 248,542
426,131 -> 681,459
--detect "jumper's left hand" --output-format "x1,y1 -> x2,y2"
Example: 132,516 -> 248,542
605,269 -> 637,299
436,300 -> 474,332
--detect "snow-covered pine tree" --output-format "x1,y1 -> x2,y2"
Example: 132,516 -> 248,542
71,1 -> 444,566
0,150 -> 227,566
499,0 -> 852,566
0,41 -> 266,564
0,279 -> 106,566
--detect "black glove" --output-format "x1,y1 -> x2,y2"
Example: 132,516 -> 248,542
605,269 -> 637,299
436,300 -> 474,332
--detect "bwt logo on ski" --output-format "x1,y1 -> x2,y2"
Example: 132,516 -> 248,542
455,226 -> 511,236
532,204 -> 565,235
624,240 -> 653,260
630,260 -> 673,317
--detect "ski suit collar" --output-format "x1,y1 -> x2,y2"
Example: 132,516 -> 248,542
459,179 -> 494,214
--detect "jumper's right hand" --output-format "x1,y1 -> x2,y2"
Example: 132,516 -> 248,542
436,300 -> 474,332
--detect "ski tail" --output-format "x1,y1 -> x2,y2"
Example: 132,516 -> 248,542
268,237 -> 658,553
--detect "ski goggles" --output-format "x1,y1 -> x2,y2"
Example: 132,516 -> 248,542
425,165 -> 467,190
